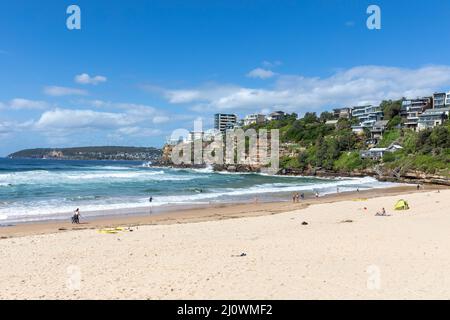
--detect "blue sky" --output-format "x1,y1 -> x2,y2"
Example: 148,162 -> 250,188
1,0 -> 450,156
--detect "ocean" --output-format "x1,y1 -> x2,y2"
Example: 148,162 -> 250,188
0,158 -> 397,224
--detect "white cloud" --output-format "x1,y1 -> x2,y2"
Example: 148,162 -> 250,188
163,85 -> 239,104
84,100 -> 157,114
8,98 -> 49,110
33,106 -> 169,138
44,86 -> 88,97
35,108 -> 132,130
247,68 -> 276,79
164,89 -> 202,103
157,65 -> 450,112
0,120 -> 33,138
89,99 -> 109,108
116,127 -> 162,137
152,115 -> 170,124
82,100 -> 171,124
114,103 -> 156,114
75,73 -> 107,85
0,121 -> 13,136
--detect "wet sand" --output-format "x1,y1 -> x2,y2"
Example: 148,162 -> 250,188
0,185 -> 426,239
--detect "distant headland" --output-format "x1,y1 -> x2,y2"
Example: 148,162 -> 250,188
8,146 -> 162,161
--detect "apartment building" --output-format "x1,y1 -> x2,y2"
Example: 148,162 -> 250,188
351,105 -> 383,132
350,105 -> 369,119
214,113 -> 237,133
401,97 -> 432,130
433,92 -> 447,109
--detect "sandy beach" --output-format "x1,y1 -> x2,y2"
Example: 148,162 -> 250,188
1,186 -> 450,299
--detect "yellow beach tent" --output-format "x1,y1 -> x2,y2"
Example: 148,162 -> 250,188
394,199 -> 409,210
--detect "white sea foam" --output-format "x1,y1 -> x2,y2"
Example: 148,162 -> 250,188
189,165 -> 215,174
0,169 -> 202,185
141,161 -> 152,167
0,182 -> 12,187
0,175 -> 399,224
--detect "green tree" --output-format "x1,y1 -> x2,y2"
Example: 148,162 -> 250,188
319,111 -> 334,122
387,115 -> 402,129
430,125 -> 450,148
302,112 -> 319,124
380,99 -> 402,120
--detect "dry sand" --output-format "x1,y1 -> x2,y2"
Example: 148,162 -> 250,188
1,187 -> 449,299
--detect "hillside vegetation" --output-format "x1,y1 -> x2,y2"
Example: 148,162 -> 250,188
246,109 -> 450,177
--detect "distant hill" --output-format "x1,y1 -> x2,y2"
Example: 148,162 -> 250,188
8,146 -> 162,161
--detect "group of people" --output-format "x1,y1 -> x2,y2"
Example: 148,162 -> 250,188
292,192 -> 305,203
292,191 -> 321,202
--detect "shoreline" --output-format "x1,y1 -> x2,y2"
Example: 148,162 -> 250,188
2,186 -> 450,299
1,184 -> 442,239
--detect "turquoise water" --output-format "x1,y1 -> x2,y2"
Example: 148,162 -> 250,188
0,158 -> 395,223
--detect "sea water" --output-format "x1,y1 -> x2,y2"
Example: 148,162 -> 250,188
0,158 -> 397,224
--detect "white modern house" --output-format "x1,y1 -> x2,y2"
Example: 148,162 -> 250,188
360,144 -> 403,160
266,111 -> 287,121
333,107 -> 352,119
325,119 -> 339,127
433,92 -> 447,109
417,107 -> 450,130
243,113 -> 266,126
351,105 -> 384,133
446,92 -> 450,106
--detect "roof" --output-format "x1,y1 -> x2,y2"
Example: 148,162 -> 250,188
271,111 -> 286,115
387,144 -> 403,150
373,120 -> 389,127
368,148 -> 387,152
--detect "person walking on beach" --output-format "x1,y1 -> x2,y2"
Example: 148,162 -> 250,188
148,196 -> 153,214
72,208 -> 80,224
300,193 -> 305,200
292,193 -> 297,203
315,191 -> 320,198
